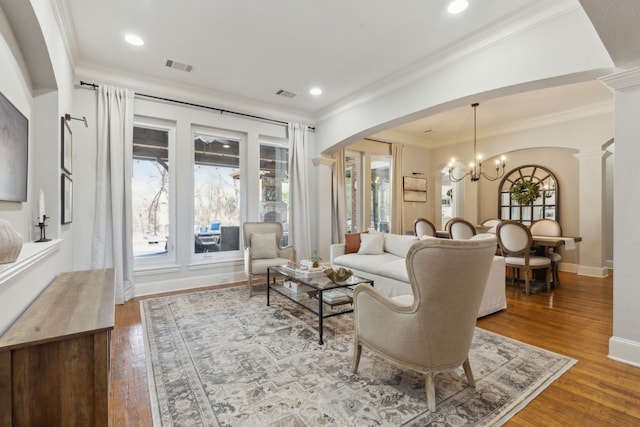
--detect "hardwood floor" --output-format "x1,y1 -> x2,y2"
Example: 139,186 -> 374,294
109,274 -> 640,426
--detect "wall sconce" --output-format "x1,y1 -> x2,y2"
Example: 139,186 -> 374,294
65,113 -> 88,127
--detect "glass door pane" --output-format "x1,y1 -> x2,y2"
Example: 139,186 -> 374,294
370,154 -> 391,232
345,152 -> 362,233
260,143 -> 289,246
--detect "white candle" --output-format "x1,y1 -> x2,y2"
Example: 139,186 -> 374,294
39,189 -> 45,223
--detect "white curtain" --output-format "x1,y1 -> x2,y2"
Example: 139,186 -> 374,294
288,123 -> 312,260
332,149 -> 347,242
391,143 -> 404,234
92,85 -> 135,304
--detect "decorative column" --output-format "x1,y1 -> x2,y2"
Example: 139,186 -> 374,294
600,67 -> 640,366
312,156 -> 335,262
574,150 -> 609,278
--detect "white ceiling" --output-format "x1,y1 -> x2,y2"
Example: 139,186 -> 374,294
53,0 -> 621,145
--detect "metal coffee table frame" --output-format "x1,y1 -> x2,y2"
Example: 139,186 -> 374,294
267,265 -> 373,344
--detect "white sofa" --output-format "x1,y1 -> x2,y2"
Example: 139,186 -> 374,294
330,233 -> 507,317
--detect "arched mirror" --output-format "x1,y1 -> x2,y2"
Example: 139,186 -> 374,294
498,165 -> 558,226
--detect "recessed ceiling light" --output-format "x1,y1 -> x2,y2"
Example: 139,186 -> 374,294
125,34 -> 144,46
309,87 -> 322,96
448,0 -> 469,14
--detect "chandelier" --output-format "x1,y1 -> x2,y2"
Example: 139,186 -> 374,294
448,103 -> 506,182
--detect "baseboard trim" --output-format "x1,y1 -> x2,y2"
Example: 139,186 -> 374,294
576,265 -> 609,278
609,336 -> 640,368
135,272 -> 247,297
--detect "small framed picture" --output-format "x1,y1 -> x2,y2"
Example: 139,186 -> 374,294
61,117 -> 72,174
403,176 -> 427,202
61,174 -> 73,224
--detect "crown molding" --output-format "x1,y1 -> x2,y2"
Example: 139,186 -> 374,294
599,67 -> 640,90
316,0 -> 578,122
312,157 -> 335,167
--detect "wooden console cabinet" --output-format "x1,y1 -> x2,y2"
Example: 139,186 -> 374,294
0,269 -> 115,427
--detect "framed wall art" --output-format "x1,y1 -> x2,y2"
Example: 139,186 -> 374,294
61,116 -> 72,174
61,174 -> 73,224
403,176 -> 427,202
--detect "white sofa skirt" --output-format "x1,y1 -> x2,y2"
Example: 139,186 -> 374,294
330,243 -> 506,318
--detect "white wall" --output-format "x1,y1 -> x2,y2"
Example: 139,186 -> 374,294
0,0 -> 75,333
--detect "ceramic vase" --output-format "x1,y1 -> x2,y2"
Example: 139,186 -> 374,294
0,218 -> 23,264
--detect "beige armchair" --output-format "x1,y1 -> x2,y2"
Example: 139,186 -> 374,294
352,236 -> 496,411
242,222 -> 296,297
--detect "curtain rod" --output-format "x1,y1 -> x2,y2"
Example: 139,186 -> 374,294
80,81 -> 315,131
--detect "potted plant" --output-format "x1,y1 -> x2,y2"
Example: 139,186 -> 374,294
310,251 -> 323,268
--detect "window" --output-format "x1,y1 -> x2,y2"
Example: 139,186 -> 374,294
259,142 -> 289,246
370,154 -> 391,232
193,131 -> 241,256
132,124 -> 172,260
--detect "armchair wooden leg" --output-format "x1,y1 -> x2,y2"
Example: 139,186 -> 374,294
248,277 -> 253,297
425,372 -> 436,412
462,358 -> 476,387
352,341 -> 362,373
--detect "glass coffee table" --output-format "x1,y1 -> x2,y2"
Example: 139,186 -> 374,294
267,265 -> 373,344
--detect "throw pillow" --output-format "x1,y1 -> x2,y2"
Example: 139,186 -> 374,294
344,233 -> 362,254
251,233 -> 278,259
358,233 -> 384,255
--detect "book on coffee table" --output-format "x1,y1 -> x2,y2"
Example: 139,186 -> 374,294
320,289 -> 351,304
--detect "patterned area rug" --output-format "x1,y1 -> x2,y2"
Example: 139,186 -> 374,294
141,286 -> 576,426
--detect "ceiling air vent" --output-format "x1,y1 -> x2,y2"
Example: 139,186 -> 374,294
164,58 -> 193,73
276,89 -> 297,98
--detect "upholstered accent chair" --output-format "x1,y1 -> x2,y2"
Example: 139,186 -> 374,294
413,217 -> 436,238
496,220 -> 551,295
529,219 -> 562,286
448,217 -> 477,239
242,222 -> 296,297
352,237 -> 497,411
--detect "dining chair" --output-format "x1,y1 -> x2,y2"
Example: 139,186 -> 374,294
413,217 -> 436,238
352,237 -> 496,411
242,222 -> 296,297
529,219 -> 562,287
481,218 -> 501,233
496,220 -> 551,295
448,217 -> 477,239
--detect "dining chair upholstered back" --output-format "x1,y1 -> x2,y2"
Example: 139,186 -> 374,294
448,217 -> 477,239
529,219 -> 562,286
413,217 -> 436,238
352,237 -> 497,411
530,219 -> 562,237
496,220 -> 551,295
480,218 -> 501,233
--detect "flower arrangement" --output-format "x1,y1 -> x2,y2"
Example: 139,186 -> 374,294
510,180 -> 540,205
